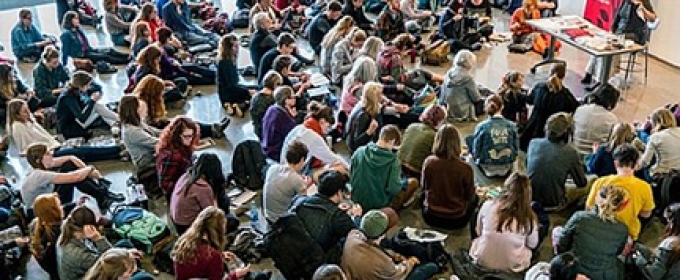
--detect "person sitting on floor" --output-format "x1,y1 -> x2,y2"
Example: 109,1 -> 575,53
55,71 -> 119,140
0,63 -> 40,126
398,105 -> 447,179
155,116 -> 200,198
250,12 -> 279,76
11,9 -> 57,63
343,0 -> 374,31
83,248 -> 154,280
119,95 -> 161,183
264,141 -> 311,223
217,34 -> 257,118
341,209 -> 439,279
525,252 -> 589,280
470,95 -> 519,178
262,86 -> 299,162
56,0 -> 104,28
639,108 -> 680,184
440,50 -> 482,122
470,172 -> 539,272
437,1 -> 483,53
587,123 -> 644,177
350,125 -> 418,211
527,112 -> 587,210
320,16 -> 355,78
130,46 -> 188,108
257,32 -> 299,84
152,27 -> 216,86
104,0 -> 139,46
249,0 -> 284,33
135,3 -> 165,42
330,28 -> 366,86
587,143 -> 654,241
509,0 -> 561,55
33,46 -> 92,109
572,84 -> 620,156
272,55 -> 312,103
161,0 -> 219,47
306,1 -> 343,55
402,0 -> 435,32
346,82 -> 386,153
130,21 -> 152,57
251,71 -> 283,139
497,71 -> 529,125
377,0 -> 406,42
60,11 -> 130,67
633,203 -> 680,280
22,143 -> 124,212
422,124 -> 477,230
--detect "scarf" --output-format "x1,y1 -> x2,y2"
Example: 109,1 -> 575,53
303,118 -> 325,169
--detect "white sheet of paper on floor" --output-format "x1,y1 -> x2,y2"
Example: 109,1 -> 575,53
310,73 -> 330,87
307,86 -> 330,97
230,189 -> 257,208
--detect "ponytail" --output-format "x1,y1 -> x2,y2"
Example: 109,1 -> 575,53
596,185 -> 626,223
547,64 -> 566,93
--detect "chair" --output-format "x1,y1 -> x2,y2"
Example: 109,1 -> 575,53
623,18 -> 661,86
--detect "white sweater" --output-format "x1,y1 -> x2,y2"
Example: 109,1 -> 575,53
11,121 -> 60,153
281,125 -> 349,169
640,127 -> 680,175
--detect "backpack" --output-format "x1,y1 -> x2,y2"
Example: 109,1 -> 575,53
422,40 -> 450,66
231,9 -> 251,29
112,206 -> 172,254
227,227 -> 266,263
229,140 -> 267,190
383,228 -> 451,271
203,12 -> 233,35
152,235 -> 177,275
264,211 -> 327,280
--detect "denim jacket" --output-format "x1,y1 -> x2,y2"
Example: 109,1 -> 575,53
472,116 -> 519,165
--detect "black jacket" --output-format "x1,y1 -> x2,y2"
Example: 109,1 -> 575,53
346,106 -> 383,152
249,30 -> 277,75
612,0 -> 654,44
291,194 -> 357,255
519,83 -> 579,151
343,3 -> 372,31
56,89 -> 96,139
217,59 -> 250,104
258,49 -> 281,84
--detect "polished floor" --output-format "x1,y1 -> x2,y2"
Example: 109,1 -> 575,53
0,1 -> 677,279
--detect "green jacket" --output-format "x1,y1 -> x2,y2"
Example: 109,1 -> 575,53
33,61 -> 69,105
350,142 -> 403,210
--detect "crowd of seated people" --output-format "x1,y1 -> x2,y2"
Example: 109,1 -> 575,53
3,0 -> 680,280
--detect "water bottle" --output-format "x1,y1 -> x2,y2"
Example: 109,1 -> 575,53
249,201 -> 260,231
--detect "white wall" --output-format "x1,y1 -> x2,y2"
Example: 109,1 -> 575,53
558,0 -> 680,67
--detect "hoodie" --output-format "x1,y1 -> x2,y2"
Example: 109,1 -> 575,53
350,142 -> 403,210
439,66 -> 480,119
376,45 -> 405,84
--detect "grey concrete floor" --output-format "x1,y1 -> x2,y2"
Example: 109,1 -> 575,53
0,0 -> 674,279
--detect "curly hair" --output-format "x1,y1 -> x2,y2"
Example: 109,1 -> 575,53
156,116 -> 200,154
171,206 -> 226,264
136,45 -> 162,74
134,75 -> 166,122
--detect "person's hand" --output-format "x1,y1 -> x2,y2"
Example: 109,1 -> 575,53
129,249 -> 143,259
591,142 -> 600,154
423,11 -> 432,17
248,89 -> 257,96
234,264 -> 251,278
350,204 -> 363,217
26,89 -> 36,97
14,237 -> 30,247
367,119 -> 379,135
394,104 -> 410,114
407,256 -> 420,265
91,92 -> 101,102
396,83 -> 405,91
382,75 -> 394,82
301,81 -> 311,90
288,106 -> 298,118
223,251 -> 237,260
165,80 -> 176,87
454,14 -> 463,21
83,225 -> 102,240
90,168 -> 102,180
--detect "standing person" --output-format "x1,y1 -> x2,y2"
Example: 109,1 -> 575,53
172,207 -> 250,280
60,11 -> 130,66
22,143 -> 125,211
421,124 -> 476,229
377,0 -> 406,42
156,116 -> 199,198
57,206 -> 113,280
11,9 -> 56,63
585,144 -> 654,241
104,0 -> 139,46
33,46 -> 72,109
527,113 -> 587,210
262,86 -> 299,161
251,71 -> 283,139
440,50 -> 481,122
555,185 -> 629,280
217,34 -> 256,117
398,105 -> 447,178
573,84 -> 620,155
307,1 -> 344,54
350,125 -> 418,211
470,172 -> 539,272
582,0 -> 656,88
264,141 -> 311,223
55,71 -> 119,140
343,0 -> 373,31
171,153 -> 232,235
471,95 -> 520,177
520,63 -> 579,151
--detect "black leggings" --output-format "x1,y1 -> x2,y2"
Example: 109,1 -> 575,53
85,48 -> 130,65
180,64 -> 217,85
53,160 -> 109,204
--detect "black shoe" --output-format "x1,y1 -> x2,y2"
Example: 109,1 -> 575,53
107,192 -> 125,202
581,73 -> 593,84
585,82 -> 601,92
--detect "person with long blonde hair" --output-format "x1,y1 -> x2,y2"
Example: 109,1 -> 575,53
470,172 -> 538,272
346,82 -> 384,152
586,122 -> 643,177
330,27 -> 367,85
320,15 -> 355,74
640,108 -> 680,178
83,248 -> 154,280
172,206 -> 250,279
555,185 -> 629,280
357,36 -> 384,59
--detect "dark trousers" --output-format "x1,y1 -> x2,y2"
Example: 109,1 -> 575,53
85,48 -> 130,65
54,145 -> 121,163
53,160 -> 108,204
423,195 -> 479,230
178,64 -> 216,86
149,117 -> 216,139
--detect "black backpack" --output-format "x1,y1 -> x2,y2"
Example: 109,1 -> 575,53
264,206 -> 328,280
382,228 -> 452,271
229,140 -> 267,190
231,9 -> 251,29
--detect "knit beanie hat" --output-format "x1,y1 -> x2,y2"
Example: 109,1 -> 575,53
360,210 -> 389,239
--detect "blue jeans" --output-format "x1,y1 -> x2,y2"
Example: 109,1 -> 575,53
111,33 -> 128,47
406,263 -> 439,280
53,145 -> 121,163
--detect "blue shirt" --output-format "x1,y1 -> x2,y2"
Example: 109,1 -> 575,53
11,23 -> 43,57
162,1 -> 195,34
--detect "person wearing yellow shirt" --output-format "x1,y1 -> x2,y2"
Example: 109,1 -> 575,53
585,143 -> 654,240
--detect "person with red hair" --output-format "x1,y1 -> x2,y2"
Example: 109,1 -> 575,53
155,116 -> 200,198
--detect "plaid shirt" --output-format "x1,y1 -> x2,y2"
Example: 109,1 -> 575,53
156,148 -> 192,195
